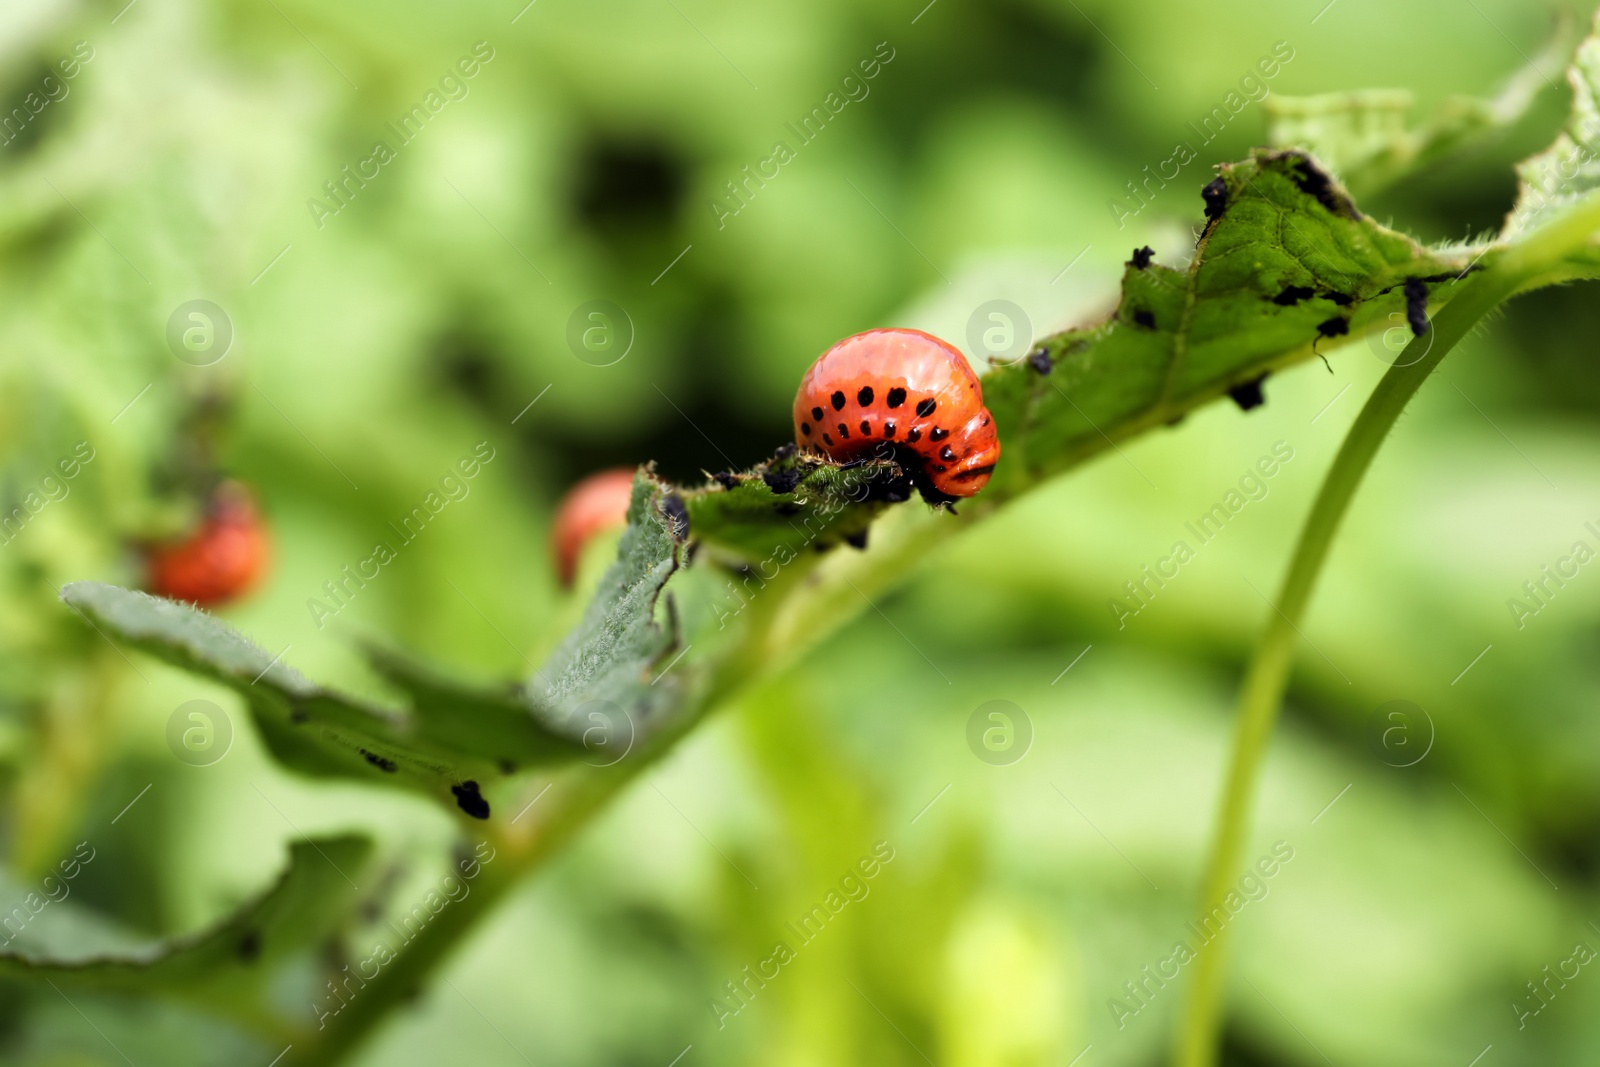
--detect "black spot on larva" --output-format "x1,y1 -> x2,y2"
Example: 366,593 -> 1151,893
883,421 -> 897,438
361,749 -> 398,773
859,420 -> 870,436
831,391 -> 846,411
845,529 -> 869,550
763,468 -> 803,494
1404,276 -> 1429,336
811,406 -> 824,422
886,387 -> 906,408
1133,310 -> 1155,329
953,464 -> 994,482
837,423 -> 850,440
1028,347 -> 1051,374
1128,246 -> 1154,269
1201,177 -> 1228,220
451,780 -> 491,820
857,386 -> 874,406
1227,373 -> 1268,412
1272,285 -> 1315,306
1317,317 -> 1350,338
237,930 -> 261,963
823,433 -> 834,445
711,471 -> 739,490
915,398 -> 937,418
939,445 -> 956,462
659,493 -> 690,540
799,422 -> 811,436
1325,291 -> 1354,307
929,427 -> 949,442
907,427 -> 922,443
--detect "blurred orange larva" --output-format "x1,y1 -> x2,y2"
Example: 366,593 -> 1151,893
551,468 -> 635,588
145,481 -> 270,607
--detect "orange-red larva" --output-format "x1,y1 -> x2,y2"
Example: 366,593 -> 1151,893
551,468 -> 635,587
145,481 -> 270,607
792,328 -> 1000,499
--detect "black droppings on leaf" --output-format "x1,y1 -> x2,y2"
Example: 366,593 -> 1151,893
762,468 -> 804,494
498,759 -> 516,775
451,781 -> 490,820
1317,317 -> 1350,338
845,529 -> 869,550
772,442 -> 797,460
1128,246 -> 1154,269
1404,276 -> 1429,335
361,749 -> 398,773
711,471 -> 739,490
775,502 -> 801,516
1201,177 -> 1228,220
1227,373 -> 1268,412
1027,347 -> 1052,375
1133,310 -> 1156,329
659,493 -> 690,541
289,708 -> 308,724
1280,152 -> 1361,219
237,930 -> 261,963
1325,291 -> 1354,307
1272,285 -> 1315,306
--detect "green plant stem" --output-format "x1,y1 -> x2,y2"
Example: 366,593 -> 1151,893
1173,195 -> 1600,1067
295,559 -> 808,1067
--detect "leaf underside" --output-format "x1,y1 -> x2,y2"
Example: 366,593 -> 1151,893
0,836 -> 370,1027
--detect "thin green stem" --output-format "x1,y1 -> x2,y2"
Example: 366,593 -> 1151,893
1173,194 -> 1600,1067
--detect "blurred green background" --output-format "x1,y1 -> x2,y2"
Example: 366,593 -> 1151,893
2,0 -> 1600,1063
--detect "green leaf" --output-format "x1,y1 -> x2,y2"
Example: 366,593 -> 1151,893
528,472 -> 688,751
362,644 -> 588,771
58,582 -> 576,814
1506,12 -> 1600,251
1265,28 -> 1567,196
682,450 -> 906,562
0,836 -> 370,1033
982,149 -> 1476,495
